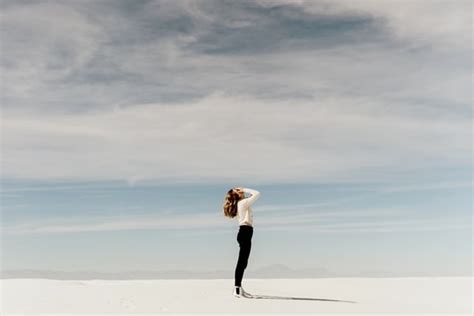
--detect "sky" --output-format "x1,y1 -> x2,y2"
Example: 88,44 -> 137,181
0,0 -> 472,277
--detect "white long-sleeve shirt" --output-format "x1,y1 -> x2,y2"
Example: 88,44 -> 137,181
237,188 -> 261,226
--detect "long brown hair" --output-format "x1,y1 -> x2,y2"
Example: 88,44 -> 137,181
222,188 -> 241,218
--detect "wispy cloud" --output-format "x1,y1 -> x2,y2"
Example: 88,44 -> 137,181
259,222 -> 472,234
375,180 -> 473,193
3,206 -> 469,235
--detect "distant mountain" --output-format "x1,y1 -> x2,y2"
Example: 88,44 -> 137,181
246,264 -> 334,278
1,265 -> 462,279
1,269 -> 231,280
1,264 -> 334,279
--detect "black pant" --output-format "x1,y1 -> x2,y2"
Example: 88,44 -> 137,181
234,225 -> 253,287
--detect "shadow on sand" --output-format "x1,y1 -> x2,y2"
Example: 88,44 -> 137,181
245,293 -> 356,303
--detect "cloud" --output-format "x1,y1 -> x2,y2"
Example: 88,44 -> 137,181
1,0 -> 471,184
2,93 -> 470,183
2,0 -> 471,111
259,0 -> 472,50
0,1 -> 105,108
2,203 -> 470,235
376,180 -> 473,193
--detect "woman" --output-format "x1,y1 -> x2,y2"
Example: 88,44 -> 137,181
223,186 -> 261,298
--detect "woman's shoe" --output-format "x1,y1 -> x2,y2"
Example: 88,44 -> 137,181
233,286 -> 242,298
233,286 -> 252,298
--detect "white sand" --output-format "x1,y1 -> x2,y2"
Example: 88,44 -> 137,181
1,277 -> 472,315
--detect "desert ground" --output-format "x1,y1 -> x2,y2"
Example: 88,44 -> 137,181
1,277 -> 472,315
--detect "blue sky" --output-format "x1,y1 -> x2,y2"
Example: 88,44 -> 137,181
0,0 -> 472,277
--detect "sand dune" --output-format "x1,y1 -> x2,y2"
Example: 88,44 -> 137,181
1,277 -> 472,315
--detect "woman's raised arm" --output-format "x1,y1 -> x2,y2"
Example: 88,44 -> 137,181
241,187 -> 261,207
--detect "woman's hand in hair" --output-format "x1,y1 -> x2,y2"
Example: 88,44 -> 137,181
234,187 -> 244,198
